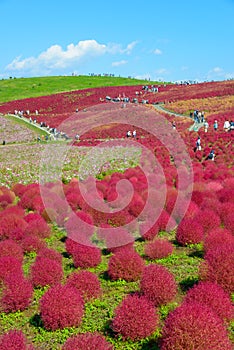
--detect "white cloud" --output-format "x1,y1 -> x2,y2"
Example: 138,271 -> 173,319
155,68 -> 169,75
5,39 -> 138,75
206,66 -> 234,80
153,48 -> 162,55
112,60 -> 128,67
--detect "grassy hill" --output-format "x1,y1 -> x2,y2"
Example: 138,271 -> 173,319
0,75 -> 166,103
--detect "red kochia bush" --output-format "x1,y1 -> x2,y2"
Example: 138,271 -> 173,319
0,273 -> 33,313
39,284 -> 84,330
112,294 -> 159,341
66,271 -> 102,302
72,243 -> 102,269
0,239 -> 24,262
204,228 -> 234,253
37,247 -> 63,264
140,264 -> 177,306
0,256 -> 22,283
24,216 -> 51,238
176,218 -> 204,246
200,245 -> 234,294
107,249 -> 145,281
30,257 -> 64,287
160,302 -> 233,350
20,234 -> 46,253
194,208 -> 221,234
62,332 -> 113,350
0,214 -> 27,240
183,281 -> 234,324
144,238 -> 174,259
0,329 -> 35,350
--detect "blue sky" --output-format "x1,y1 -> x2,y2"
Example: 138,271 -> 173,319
1,0 -> 233,82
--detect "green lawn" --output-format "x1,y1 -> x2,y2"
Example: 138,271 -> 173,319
0,76 -> 166,103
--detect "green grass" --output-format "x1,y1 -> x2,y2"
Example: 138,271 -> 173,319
4,114 -> 49,138
0,75 -> 166,103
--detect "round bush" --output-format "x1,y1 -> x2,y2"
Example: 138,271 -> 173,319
66,271 -> 102,302
1,273 -> 33,313
140,264 -> 177,306
37,247 -> 63,264
20,235 -> 46,253
176,218 -> 204,246
204,228 -> 234,253
112,294 -> 159,341
39,284 -> 84,330
0,256 -> 23,283
194,208 -> 221,234
0,329 -> 34,350
72,243 -> 102,269
62,332 -> 113,350
144,238 -> 174,259
0,214 -> 27,240
183,281 -> 234,323
0,239 -> 24,262
200,245 -> 234,294
24,216 -> 51,239
30,256 -> 64,287
139,221 -> 159,241
160,302 -> 233,350
108,249 -> 145,281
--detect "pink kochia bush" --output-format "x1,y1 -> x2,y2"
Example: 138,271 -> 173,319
0,329 -> 35,350
107,249 -> 145,281
39,284 -> 84,330
62,332 -> 113,350
24,214 -> 51,238
65,238 -> 102,268
160,302 -> 233,350
140,264 -> 177,306
183,281 -> 234,324
204,228 -> 234,253
0,272 -> 33,313
112,294 -> 159,341
176,218 -> 204,246
0,256 -> 23,283
66,271 -> 102,302
0,239 -> 24,262
30,256 -> 64,287
199,245 -> 234,294
144,238 -> 174,259
194,208 -> 221,234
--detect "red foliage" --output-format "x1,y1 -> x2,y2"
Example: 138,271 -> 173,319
139,221 -> 159,240
157,209 -> 176,232
24,216 -> 51,239
112,294 -> 159,341
144,238 -> 174,259
62,332 -> 113,350
37,247 -> 63,264
107,249 -> 145,281
140,264 -> 177,306
183,281 -> 234,324
200,245 -> 234,294
71,243 -> 102,269
30,256 -> 64,287
194,208 -> 221,234
204,228 -> 234,253
20,235 -> 46,253
0,273 -> 33,313
66,271 -> 102,302
0,256 -> 23,283
160,302 -> 233,350
0,330 -> 35,350
0,239 -> 24,262
176,218 -> 204,245
222,212 -> 234,234
0,214 -> 27,240
39,284 -> 84,330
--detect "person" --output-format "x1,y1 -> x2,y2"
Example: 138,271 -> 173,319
172,121 -> 176,130
223,120 -> 230,132
133,130 -> 137,138
213,120 -> 218,131
195,136 -> 201,151
229,120 -> 234,131
204,120 -> 209,133
2,140 -> 5,145
126,130 -> 132,138
75,134 -> 80,141
207,149 -> 215,161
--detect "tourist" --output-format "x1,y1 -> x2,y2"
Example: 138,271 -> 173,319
207,150 -> 215,161
223,120 -> 230,132
195,136 -> 201,151
172,121 -> 176,130
204,120 -> 209,132
213,120 -> 218,131
133,130 -> 137,138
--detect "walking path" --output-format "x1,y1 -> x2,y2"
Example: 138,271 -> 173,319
153,103 -> 204,132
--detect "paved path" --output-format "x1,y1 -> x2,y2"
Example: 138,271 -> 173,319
153,103 -> 204,132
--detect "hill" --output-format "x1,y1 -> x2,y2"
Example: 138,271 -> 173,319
0,75 -> 165,103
